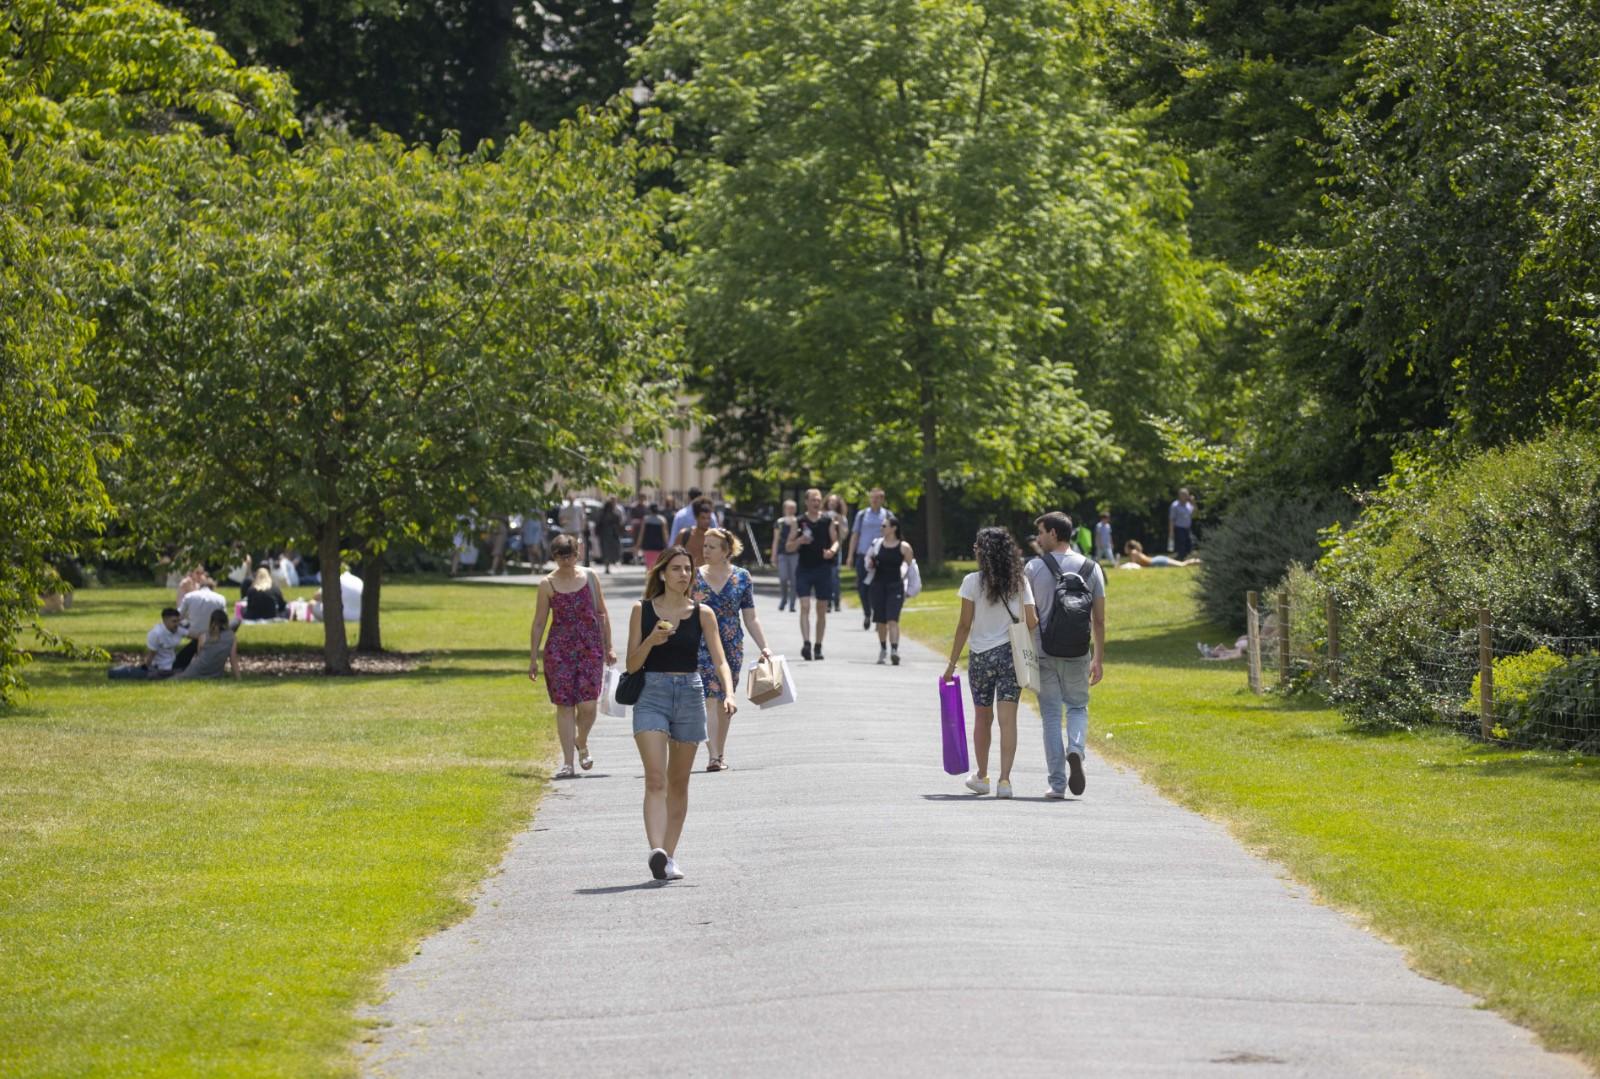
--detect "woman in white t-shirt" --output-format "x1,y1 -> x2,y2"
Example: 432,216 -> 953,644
942,527 -> 1037,799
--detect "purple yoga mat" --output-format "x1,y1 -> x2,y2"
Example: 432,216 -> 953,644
939,676 -> 969,775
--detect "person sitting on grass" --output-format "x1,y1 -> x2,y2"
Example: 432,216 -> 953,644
174,608 -> 241,680
243,566 -> 287,621
107,607 -> 185,680
1120,539 -> 1199,568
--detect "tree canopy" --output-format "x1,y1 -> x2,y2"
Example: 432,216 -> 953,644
639,0 -> 1220,561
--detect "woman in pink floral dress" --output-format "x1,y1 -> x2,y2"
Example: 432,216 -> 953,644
693,528 -> 771,772
529,534 -> 615,778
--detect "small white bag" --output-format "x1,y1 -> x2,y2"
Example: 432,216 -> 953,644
600,665 -> 629,718
1004,598 -> 1039,692
758,655 -> 798,709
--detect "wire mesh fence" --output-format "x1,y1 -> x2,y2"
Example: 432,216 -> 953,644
1244,590 -> 1600,753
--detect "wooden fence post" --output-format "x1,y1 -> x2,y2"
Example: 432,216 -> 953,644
1246,591 -> 1262,694
1277,592 -> 1291,691
1478,608 -> 1493,738
1326,594 -> 1340,688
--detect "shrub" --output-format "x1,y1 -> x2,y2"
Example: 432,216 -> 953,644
1197,491 -> 1353,633
1322,428 -> 1600,729
1466,647 -> 1565,738
1522,652 -> 1600,752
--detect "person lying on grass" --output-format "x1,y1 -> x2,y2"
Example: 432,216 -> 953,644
1119,539 -> 1200,568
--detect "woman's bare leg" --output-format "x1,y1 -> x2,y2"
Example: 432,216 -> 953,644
575,700 -> 598,758
664,739 -> 698,855
972,705 -> 994,777
997,699 -> 1019,783
556,705 -> 577,767
635,731 -> 669,848
703,698 -> 722,762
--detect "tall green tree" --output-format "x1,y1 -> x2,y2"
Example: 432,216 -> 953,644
1278,0 -> 1600,457
640,0 -> 1217,563
0,0 -> 294,704
88,108 -> 681,671
168,0 -> 651,145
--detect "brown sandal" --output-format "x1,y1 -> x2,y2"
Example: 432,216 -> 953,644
706,757 -> 724,772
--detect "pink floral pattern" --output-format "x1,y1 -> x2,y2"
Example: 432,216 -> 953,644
543,578 -> 604,705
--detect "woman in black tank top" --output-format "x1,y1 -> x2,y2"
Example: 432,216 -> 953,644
623,545 -> 737,881
867,514 -> 916,666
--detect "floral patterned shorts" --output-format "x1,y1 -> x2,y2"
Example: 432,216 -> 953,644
967,643 -> 1020,707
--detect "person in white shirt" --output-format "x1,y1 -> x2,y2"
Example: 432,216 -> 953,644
108,607 -> 185,680
942,527 -> 1038,799
177,583 -> 227,640
340,564 -> 364,624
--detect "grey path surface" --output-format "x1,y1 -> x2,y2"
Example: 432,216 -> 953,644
365,565 -> 1587,1078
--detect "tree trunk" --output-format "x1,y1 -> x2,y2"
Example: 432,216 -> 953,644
357,551 -> 383,653
318,527 -> 353,675
920,376 -> 944,572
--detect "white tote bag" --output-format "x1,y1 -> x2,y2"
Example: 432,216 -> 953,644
758,655 -> 798,709
600,665 -> 629,718
904,558 -> 922,598
1004,598 -> 1040,692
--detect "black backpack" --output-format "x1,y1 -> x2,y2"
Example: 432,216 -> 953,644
1038,552 -> 1097,658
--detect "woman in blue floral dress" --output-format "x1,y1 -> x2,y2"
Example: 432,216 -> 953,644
693,528 -> 772,772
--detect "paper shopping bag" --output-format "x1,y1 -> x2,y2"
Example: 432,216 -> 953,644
939,676 -> 969,775
759,656 -> 797,709
747,654 -> 783,705
600,665 -> 629,718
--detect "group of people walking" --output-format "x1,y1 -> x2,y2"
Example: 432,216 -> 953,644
529,526 -> 768,881
527,486 -> 1130,882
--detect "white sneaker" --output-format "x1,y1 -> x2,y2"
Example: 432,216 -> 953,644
1044,789 -> 1066,800
648,848 -> 669,880
964,774 -> 990,795
664,857 -> 685,881
996,780 -> 1013,799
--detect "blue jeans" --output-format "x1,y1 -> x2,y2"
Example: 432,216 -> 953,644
1173,525 -> 1193,560
1038,654 -> 1089,794
632,672 -> 708,743
777,552 -> 798,609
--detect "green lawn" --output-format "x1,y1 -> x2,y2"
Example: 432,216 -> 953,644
3,580 -> 555,1077
899,565 -> 1600,1068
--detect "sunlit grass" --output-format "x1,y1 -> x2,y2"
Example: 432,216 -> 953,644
3,581 -> 556,1077
899,566 -> 1600,1067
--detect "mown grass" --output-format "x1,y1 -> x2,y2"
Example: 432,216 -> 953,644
898,565 -> 1600,1068
3,580 -> 555,1077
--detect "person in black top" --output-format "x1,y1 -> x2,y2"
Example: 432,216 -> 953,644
624,546 -> 736,882
866,513 -> 916,666
243,566 -> 287,620
638,503 -> 670,571
785,487 -> 841,661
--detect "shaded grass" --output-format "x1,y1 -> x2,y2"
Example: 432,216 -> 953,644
898,566 -> 1600,1068
3,582 -> 555,1077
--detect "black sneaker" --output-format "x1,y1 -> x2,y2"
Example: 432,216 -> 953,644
863,614 -> 872,630
648,848 -> 669,880
1067,752 -> 1086,796
891,650 -> 900,666
814,645 -> 825,660
801,641 -> 813,661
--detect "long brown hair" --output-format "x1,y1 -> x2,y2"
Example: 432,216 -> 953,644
643,546 -> 693,599
974,527 -> 1025,604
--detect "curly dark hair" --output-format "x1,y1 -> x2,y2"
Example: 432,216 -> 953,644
973,527 -> 1025,605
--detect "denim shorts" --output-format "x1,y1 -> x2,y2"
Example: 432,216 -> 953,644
968,643 -> 1020,707
632,672 -> 708,743
795,563 -> 832,599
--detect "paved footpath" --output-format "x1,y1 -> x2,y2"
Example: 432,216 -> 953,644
364,566 -> 1589,1078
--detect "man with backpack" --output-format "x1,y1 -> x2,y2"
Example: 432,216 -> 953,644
1026,512 -> 1106,798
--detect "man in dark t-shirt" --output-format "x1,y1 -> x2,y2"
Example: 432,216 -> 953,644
785,487 -> 841,660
